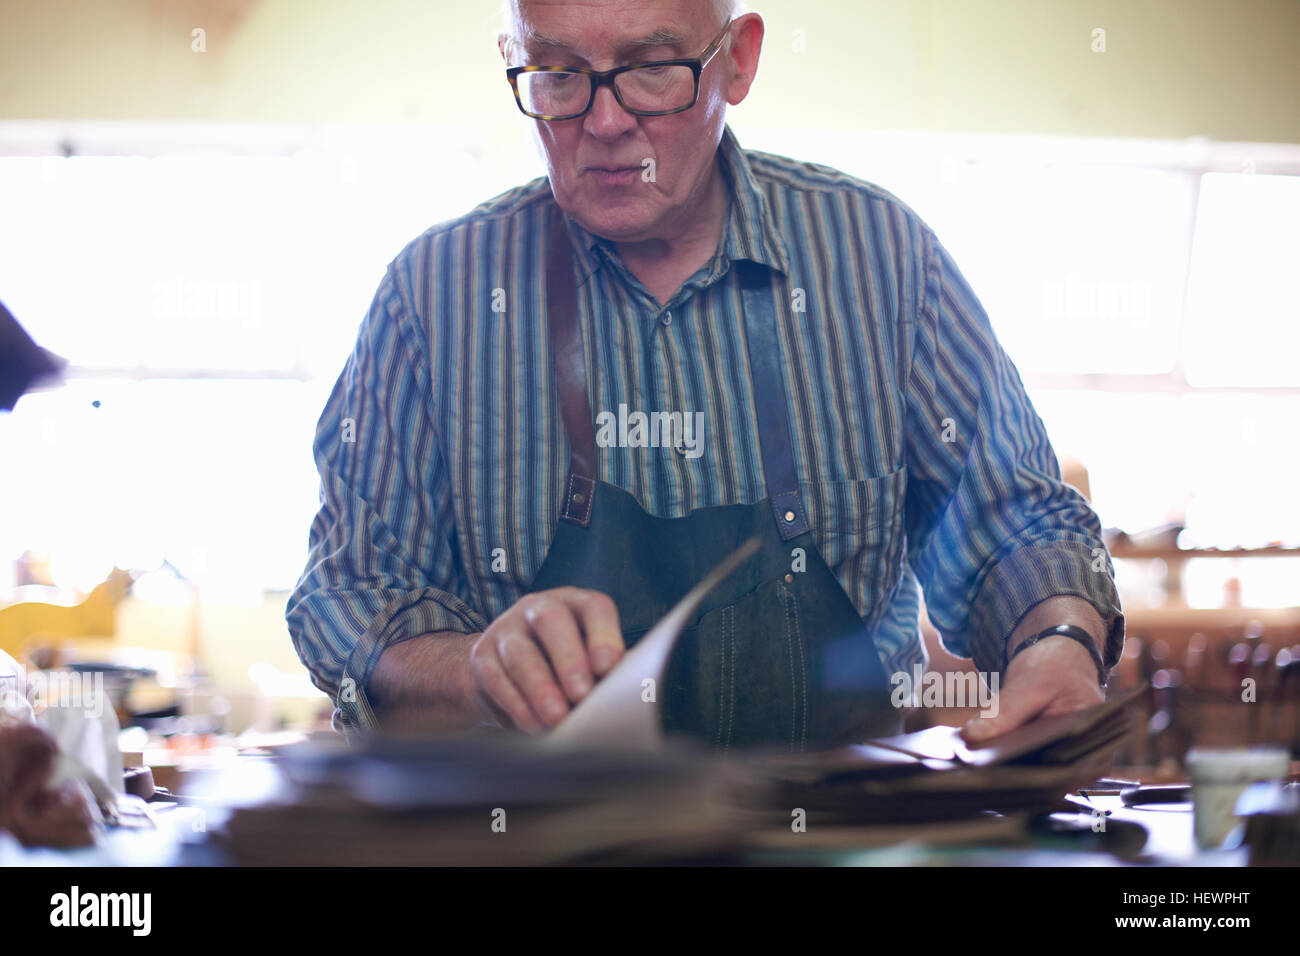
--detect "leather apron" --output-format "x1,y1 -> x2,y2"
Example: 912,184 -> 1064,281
529,206 -> 898,752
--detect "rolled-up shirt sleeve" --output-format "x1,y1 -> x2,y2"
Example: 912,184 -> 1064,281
286,262 -> 487,733
902,226 -> 1124,680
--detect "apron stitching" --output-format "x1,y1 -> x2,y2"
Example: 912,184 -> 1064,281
714,608 -> 726,749
725,605 -> 736,751
784,589 -> 796,751
790,591 -> 810,752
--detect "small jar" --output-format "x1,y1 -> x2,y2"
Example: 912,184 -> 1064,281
1185,746 -> 1290,848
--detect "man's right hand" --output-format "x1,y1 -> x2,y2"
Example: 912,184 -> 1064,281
468,587 -> 625,734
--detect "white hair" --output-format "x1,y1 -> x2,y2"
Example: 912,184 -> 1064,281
713,0 -> 746,21
501,1 -> 747,42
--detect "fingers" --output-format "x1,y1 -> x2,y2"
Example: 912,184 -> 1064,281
469,634 -> 547,734
498,625 -> 572,727
482,626 -> 567,731
523,595 -> 594,703
961,680 -> 1054,741
557,588 -> 624,676
469,588 -> 625,734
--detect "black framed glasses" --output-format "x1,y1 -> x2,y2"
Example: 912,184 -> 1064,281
506,19 -> 734,121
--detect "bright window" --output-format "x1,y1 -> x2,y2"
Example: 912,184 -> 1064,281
2,125 -> 1298,610
1184,172 -> 1300,388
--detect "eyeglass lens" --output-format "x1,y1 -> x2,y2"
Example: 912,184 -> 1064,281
517,65 -> 696,117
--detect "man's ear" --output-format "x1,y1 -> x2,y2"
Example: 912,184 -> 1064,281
498,32 -> 511,64
724,13 -> 765,106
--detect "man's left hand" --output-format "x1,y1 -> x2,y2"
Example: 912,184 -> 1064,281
960,635 -> 1104,741
959,596 -> 1109,742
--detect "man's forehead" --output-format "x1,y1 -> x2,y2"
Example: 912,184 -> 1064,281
511,0 -> 713,56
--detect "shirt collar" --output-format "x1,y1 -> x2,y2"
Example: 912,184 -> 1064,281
558,123 -> 791,284
714,123 -> 791,275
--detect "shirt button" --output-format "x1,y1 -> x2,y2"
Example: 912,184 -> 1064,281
660,311 -> 672,327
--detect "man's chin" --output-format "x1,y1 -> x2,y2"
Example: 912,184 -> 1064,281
568,200 -> 659,243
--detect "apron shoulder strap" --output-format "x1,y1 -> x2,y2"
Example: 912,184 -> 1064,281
547,203 -> 598,527
736,259 -> 811,541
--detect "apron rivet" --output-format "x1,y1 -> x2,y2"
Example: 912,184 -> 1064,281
573,492 -> 584,504
783,509 -> 795,522
784,573 -> 794,584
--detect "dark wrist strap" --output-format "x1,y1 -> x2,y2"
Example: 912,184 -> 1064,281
1008,624 -> 1108,688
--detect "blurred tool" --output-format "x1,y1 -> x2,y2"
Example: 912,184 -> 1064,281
0,299 -> 65,412
1186,746 -> 1289,848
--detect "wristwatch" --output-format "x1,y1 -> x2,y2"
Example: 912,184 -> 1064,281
1007,623 -> 1108,688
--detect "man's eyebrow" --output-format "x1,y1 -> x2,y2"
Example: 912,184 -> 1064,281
522,27 -> 691,60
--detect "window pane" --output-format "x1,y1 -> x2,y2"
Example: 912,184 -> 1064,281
740,135 -> 1195,376
0,149 -> 489,376
1030,389 -> 1300,551
0,379 -> 330,597
928,164 -> 1193,375
1184,172 -> 1300,387
1176,393 -> 1300,549
1027,390 -> 1186,533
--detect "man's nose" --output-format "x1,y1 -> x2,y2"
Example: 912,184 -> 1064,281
582,83 -> 637,139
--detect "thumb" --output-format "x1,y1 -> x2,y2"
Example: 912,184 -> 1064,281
960,679 -> 1052,742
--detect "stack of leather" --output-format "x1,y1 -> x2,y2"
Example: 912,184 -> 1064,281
216,734 -> 747,865
215,689 -> 1142,865
738,685 -> 1144,827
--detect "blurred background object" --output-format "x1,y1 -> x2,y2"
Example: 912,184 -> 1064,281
0,300 -> 65,412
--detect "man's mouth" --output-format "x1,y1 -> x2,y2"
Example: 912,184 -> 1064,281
586,165 -> 641,186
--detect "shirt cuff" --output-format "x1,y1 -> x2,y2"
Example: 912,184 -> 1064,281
332,587 -> 489,735
968,538 -> 1125,681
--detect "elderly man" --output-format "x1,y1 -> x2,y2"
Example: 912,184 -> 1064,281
286,0 -> 1123,750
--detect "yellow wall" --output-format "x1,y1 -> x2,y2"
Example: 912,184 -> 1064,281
1,0 -> 1297,142
88,593 -> 328,731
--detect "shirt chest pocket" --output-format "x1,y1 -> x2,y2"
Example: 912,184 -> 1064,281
802,466 -> 908,621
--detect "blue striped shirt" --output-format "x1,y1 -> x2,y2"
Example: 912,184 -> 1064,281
286,124 -> 1124,731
